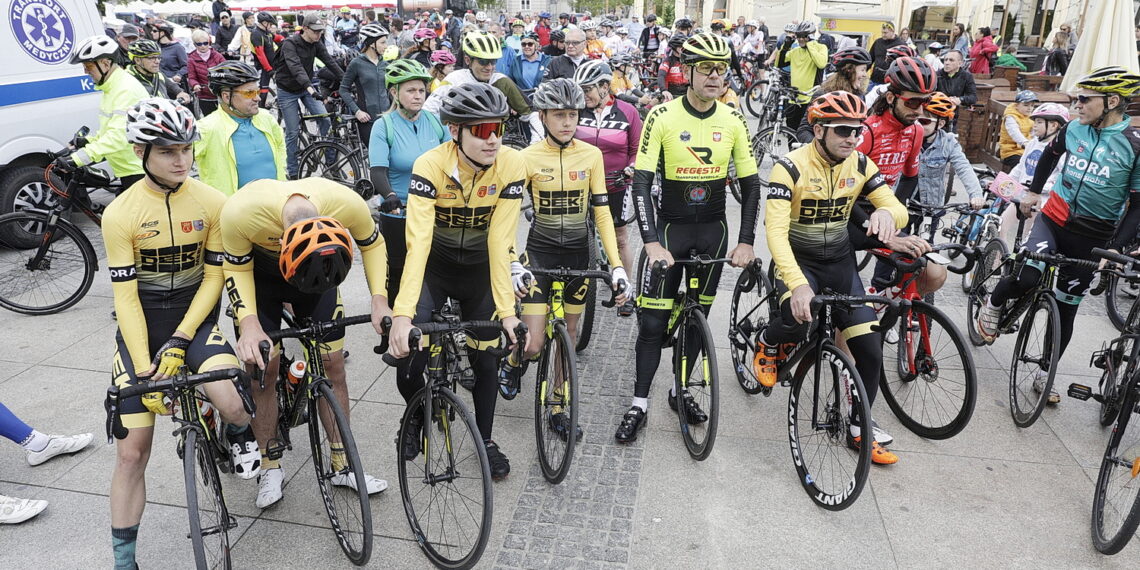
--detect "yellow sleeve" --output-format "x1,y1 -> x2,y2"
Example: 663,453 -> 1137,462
102,203 -> 151,374
763,162 -> 809,292
488,166 -> 525,319
175,190 -> 226,337
863,160 -> 909,229
220,200 -> 259,324
588,150 -> 623,269
729,108 -> 758,178
337,191 -> 387,297
394,171 -> 437,318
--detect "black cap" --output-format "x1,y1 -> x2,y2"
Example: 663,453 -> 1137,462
646,14 -> 658,22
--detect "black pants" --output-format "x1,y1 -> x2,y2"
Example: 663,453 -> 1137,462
258,69 -> 273,108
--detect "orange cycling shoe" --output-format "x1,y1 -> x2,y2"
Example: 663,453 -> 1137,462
753,340 -> 787,388
848,434 -> 899,465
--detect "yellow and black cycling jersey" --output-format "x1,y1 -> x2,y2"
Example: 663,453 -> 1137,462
632,97 -> 761,245
102,177 -> 228,374
220,178 -> 387,324
765,142 -> 908,292
397,141 -> 527,320
519,139 -> 622,266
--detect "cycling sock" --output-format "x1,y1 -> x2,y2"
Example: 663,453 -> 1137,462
111,524 -> 140,570
631,397 -> 648,412
261,454 -> 280,471
330,443 -> 346,472
0,402 -> 34,444
19,430 -> 50,452
225,423 -> 250,436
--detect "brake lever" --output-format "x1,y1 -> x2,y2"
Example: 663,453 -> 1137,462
256,340 -> 270,390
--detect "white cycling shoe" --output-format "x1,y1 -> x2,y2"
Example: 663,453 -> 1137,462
331,472 -> 388,494
256,467 -> 284,509
0,495 -> 48,524
26,433 -> 93,466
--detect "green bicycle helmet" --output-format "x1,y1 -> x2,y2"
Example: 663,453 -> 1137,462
384,59 -> 431,88
1076,66 -> 1140,98
127,39 -> 161,59
681,32 -> 731,64
462,30 -> 502,59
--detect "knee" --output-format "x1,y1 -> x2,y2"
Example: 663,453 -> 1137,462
115,439 -> 151,474
636,310 -> 668,342
919,264 -> 947,294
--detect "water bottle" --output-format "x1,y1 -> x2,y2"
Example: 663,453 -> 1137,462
287,360 -> 307,395
200,401 -> 216,434
286,360 -> 309,427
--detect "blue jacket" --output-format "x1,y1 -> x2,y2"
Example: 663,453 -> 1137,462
496,44 -> 517,75
507,52 -> 550,91
917,130 -> 982,206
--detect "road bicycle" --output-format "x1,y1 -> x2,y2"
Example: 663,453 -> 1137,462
106,367 -> 255,570
635,250 -> 733,460
255,314 -> 375,565
526,267 -> 622,483
1103,235 -> 1140,332
749,82 -> 809,184
382,318 -> 525,569
1069,248 -> 1140,555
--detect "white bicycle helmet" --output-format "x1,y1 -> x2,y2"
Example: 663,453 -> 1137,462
126,98 -> 199,146
69,35 -> 119,64
579,19 -> 598,31
475,11 -> 488,22
574,60 -> 613,86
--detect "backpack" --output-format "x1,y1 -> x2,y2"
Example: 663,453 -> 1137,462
380,110 -> 446,148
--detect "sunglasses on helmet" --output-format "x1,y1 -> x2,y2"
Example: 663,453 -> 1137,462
465,121 -> 505,139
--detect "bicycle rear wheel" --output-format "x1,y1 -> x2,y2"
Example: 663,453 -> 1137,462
674,309 -> 719,460
0,212 -> 97,315
399,386 -> 492,569
788,343 -> 871,510
183,428 -> 233,570
1106,274 -> 1140,333
742,81 -> 766,118
535,322 -> 578,483
297,141 -> 364,186
1091,381 -> 1140,554
751,125 -> 798,184
1009,293 -> 1061,428
308,381 -> 373,564
729,263 -> 775,395
966,238 -> 1009,347
882,301 -> 977,439
576,235 -> 599,352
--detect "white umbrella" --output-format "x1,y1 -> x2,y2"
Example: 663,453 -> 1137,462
1060,0 -> 1139,91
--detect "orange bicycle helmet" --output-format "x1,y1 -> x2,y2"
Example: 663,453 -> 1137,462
808,91 -> 868,124
279,216 -> 354,294
924,92 -> 956,118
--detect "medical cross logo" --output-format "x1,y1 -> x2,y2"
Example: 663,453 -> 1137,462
10,0 -> 75,65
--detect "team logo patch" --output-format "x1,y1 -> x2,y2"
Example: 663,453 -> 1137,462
838,178 -> 846,188
181,220 -> 205,233
478,187 -> 487,197
680,131 -> 691,142
534,174 -> 555,182
135,230 -> 160,240
847,178 -> 856,188
712,132 -> 722,142
687,185 -> 709,203
193,220 -> 204,231
488,184 -> 496,195
181,221 -> 193,233
10,0 -> 76,65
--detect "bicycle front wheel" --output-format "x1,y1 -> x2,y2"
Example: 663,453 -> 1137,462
729,263 -> 775,395
1091,382 -> 1140,554
574,280 -> 597,352
882,301 -> 977,439
742,81 -> 765,118
788,343 -> 872,510
1009,294 -> 1061,428
297,141 -> 364,187
399,386 -> 492,569
183,429 -> 233,570
751,125 -> 798,183
966,238 -> 1009,347
535,322 -> 579,483
674,309 -> 719,460
0,212 -> 97,315
308,381 -> 373,564
1106,274 -> 1140,333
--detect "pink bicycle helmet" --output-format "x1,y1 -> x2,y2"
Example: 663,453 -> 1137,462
413,28 -> 437,42
430,49 -> 456,65
1030,102 -> 1070,123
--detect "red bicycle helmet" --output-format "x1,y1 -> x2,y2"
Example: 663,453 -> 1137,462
885,57 -> 937,94
808,91 -> 868,124
885,45 -> 917,63
832,47 -> 871,67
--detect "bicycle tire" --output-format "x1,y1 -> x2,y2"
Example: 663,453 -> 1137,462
674,309 -> 719,460
729,264 -> 775,395
856,250 -> 873,271
183,428 -> 233,570
297,140 -> 365,187
727,160 -> 742,204
308,381 -> 373,565
0,212 -> 97,315
1090,382 -> 1140,554
534,321 -> 579,483
1009,293 -> 1061,428
787,343 -> 872,511
882,301 -> 977,439
574,280 -> 597,352
399,386 -> 492,569
966,238 -> 1009,347
1106,275 -> 1140,333
742,81 -> 765,118
751,125 -> 798,184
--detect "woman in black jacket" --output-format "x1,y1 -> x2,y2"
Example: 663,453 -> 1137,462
339,23 -> 391,146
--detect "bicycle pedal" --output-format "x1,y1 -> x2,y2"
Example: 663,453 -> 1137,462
266,438 -> 288,460
759,385 -> 773,397
1067,383 -> 1100,402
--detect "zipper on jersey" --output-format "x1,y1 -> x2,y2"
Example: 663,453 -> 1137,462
165,191 -> 176,308
559,146 -> 566,247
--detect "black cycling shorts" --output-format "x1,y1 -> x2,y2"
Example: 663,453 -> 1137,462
112,307 -> 238,429
410,254 -> 498,346
251,259 -> 345,351
608,189 -> 632,228
520,248 -> 591,316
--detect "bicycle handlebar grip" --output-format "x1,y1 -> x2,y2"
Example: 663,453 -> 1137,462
873,299 -> 907,334
602,278 -> 628,308
651,259 -> 668,275
255,340 -> 271,389
1092,247 -> 1136,266
945,245 -> 977,275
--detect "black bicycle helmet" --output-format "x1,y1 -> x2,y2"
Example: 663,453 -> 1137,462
550,29 -> 565,42
832,46 -> 871,67
885,57 -> 937,94
674,18 -> 693,29
256,12 -> 275,25
208,61 -> 259,95
532,78 -> 585,110
440,82 -> 509,124
667,34 -> 687,51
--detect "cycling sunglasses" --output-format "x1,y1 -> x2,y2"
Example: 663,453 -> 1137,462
694,60 -> 729,76
472,57 -> 498,66
822,124 -> 864,138
915,117 -> 936,126
896,94 -> 932,109
230,88 -> 260,99
465,121 -> 505,139
1072,94 -> 1107,105
194,41 -> 211,47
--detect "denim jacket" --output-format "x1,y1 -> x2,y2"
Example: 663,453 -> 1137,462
918,130 -> 982,206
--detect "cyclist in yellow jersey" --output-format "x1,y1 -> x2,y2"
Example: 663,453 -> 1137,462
615,33 -> 763,443
221,177 -> 391,508
497,79 -> 631,423
758,92 -> 908,465
105,99 -> 256,570
386,82 -> 526,480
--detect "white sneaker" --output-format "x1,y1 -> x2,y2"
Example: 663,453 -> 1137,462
975,299 -> 1001,342
0,495 -> 48,524
256,467 -> 284,508
26,433 -> 93,466
331,472 -> 388,495
884,327 -> 899,344
1031,371 -> 1060,405
851,420 -> 894,446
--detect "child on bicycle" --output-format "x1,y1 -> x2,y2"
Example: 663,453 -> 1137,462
1001,103 -> 1070,244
